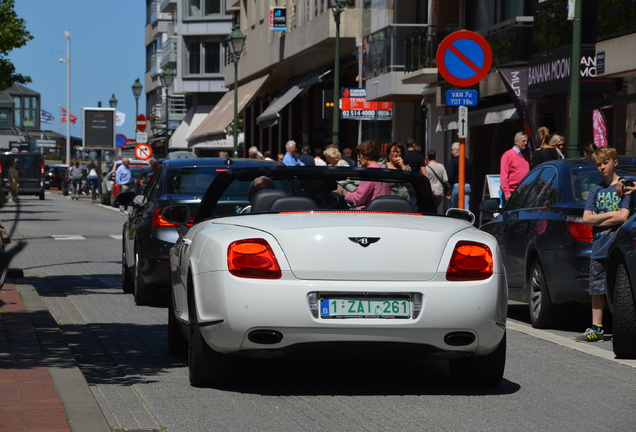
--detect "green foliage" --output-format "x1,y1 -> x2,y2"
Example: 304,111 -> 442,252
0,0 -> 33,90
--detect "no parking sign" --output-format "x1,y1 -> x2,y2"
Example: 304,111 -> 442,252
436,30 -> 492,88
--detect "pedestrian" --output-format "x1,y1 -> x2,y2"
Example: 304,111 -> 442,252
7,159 -> 18,203
298,144 -> 315,166
68,160 -> 84,200
500,132 -> 531,202
342,147 -> 356,167
248,146 -> 263,159
532,133 -> 563,168
282,140 -> 304,166
115,158 -> 133,216
403,138 -> 425,175
583,142 -> 596,157
277,153 -> 284,163
424,149 -> 449,214
336,140 -> 389,207
575,146 -> 631,342
324,147 -> 349,166
385,142 -> 411,199
263,150 -> 274,161
313,148 -> 327,166
87,162 -> 100,196
447,142 -> 473,210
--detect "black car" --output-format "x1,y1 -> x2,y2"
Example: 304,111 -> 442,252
479,157 -> 636,328
1,152 -> 46,200
45,164 -> 69,190
606,183 -> 636,359
118,157 -> 278,305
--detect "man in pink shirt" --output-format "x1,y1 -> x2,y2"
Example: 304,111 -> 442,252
500,132 -> 531,201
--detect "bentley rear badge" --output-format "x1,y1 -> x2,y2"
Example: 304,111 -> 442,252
349,237 -> 380,247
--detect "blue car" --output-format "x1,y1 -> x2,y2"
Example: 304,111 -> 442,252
606,182 -> 636,359
118,157 -> 278,306
480,157 -> 636,328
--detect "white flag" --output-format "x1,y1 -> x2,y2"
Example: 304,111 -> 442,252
116,111 -> 126,126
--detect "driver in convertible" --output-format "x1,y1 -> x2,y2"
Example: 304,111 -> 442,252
336,140 -> 390,208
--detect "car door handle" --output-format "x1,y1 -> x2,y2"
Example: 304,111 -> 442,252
182,239 -> 192,246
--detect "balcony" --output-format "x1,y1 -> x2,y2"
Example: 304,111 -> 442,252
160,0 -> 176,13
156,95 -> 187,124
160,36 -> 177,68
482,17 -> 534,66
364,24 -> 445,102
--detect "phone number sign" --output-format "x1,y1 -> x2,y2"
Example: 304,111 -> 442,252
341,88 -> 393,120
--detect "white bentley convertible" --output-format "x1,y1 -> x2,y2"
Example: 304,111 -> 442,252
165,165 -> 507,388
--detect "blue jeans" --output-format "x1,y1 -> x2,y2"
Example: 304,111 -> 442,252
449,183 -> 471,210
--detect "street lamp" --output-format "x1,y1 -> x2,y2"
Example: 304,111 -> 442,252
62,30 -> 71,165
109,94 -> 118,109
226,24 -> 246,157
160,66 -> 175,157
131,78 -> 143,132
329,0 -> 347,147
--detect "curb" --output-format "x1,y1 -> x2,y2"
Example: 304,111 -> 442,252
14,281 -> 112,432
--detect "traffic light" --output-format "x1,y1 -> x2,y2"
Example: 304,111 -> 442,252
322,90 -> 334,119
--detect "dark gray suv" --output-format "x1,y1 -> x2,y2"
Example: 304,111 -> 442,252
119,157 -> 278,305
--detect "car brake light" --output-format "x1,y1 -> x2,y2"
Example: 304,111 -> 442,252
0,160 -> 3,176
40,160 -> 45,176
227,239 -> 281,279
446,241 -> 494,281
152,208 -> 193,228
566,221 -> 593,242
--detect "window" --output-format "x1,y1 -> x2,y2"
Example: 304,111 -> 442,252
187,0 -> 224,18
186,38 -> 223,75
12,96 -> 37,128
0,109 -> 10,127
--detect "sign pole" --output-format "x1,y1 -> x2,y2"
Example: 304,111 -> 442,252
457,105 -> 468,210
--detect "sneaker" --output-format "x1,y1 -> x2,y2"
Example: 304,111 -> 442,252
574,328 -> 604,342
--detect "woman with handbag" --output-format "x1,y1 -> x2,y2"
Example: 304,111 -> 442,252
424,149 -> 448,214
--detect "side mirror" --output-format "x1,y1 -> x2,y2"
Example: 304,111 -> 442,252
479,197 -> 501,214
114,191 -> 136,206
446,208 -> 476,225
162,205 -> 191,225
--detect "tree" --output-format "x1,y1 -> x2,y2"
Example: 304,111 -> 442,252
0,0 -> 33,90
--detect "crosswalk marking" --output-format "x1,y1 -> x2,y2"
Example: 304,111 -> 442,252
52,235 -> 85,241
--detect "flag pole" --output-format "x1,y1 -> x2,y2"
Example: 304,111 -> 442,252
65,31 -> 71,165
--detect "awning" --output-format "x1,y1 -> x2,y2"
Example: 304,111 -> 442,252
188,75 -> 269,144
256,68 -> 331,128
169,105 -> 212,149
436,103 -> 519,132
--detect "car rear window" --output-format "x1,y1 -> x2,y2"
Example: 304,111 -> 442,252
572,163 -> 636,202
167,167 -> 220,195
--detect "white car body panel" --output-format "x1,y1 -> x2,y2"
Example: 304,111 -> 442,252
171,212 -> 507,358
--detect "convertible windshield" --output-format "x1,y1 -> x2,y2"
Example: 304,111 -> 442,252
199,167 -> 434,219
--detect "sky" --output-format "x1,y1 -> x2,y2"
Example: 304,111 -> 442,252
10,0 -> 147,140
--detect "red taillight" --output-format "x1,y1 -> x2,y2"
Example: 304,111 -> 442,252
446,241 -> 494,281
0,160 -> 3,176
227,239 -> 281,279
40,160 -> 45,176
566,221 -> 593,242
151,208 -> 193,227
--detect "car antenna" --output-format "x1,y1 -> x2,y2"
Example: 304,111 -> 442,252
224,156 -> 233,168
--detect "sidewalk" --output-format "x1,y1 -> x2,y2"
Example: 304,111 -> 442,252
0,279 -> 111,432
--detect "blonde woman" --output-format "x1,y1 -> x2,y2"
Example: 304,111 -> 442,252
324,147 -> 350,166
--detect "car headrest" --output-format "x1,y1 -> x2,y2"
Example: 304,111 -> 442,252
250,189 -> 288,212
365,195 -> 416,213
269,196 -> 316,212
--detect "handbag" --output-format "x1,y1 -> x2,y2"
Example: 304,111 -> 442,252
427,165 -> 450,196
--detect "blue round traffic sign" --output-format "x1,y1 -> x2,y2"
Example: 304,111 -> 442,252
115,134 -> 127,148
436,30 -> 492,87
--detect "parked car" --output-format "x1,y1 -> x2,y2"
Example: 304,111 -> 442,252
0,152 -> 45,200
109,166 -> 147,206
100,159 -> 149,206
118,158 -> 278,306
479,157 -> 636,328
45,164 -> 69,190
164,166 -> 507,388
606,182 -> 636,359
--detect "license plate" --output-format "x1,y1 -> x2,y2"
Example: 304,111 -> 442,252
320,297 -> 410,318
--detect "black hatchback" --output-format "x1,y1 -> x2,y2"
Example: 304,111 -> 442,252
119,157 -> 278,305
480,156 -> 636,328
